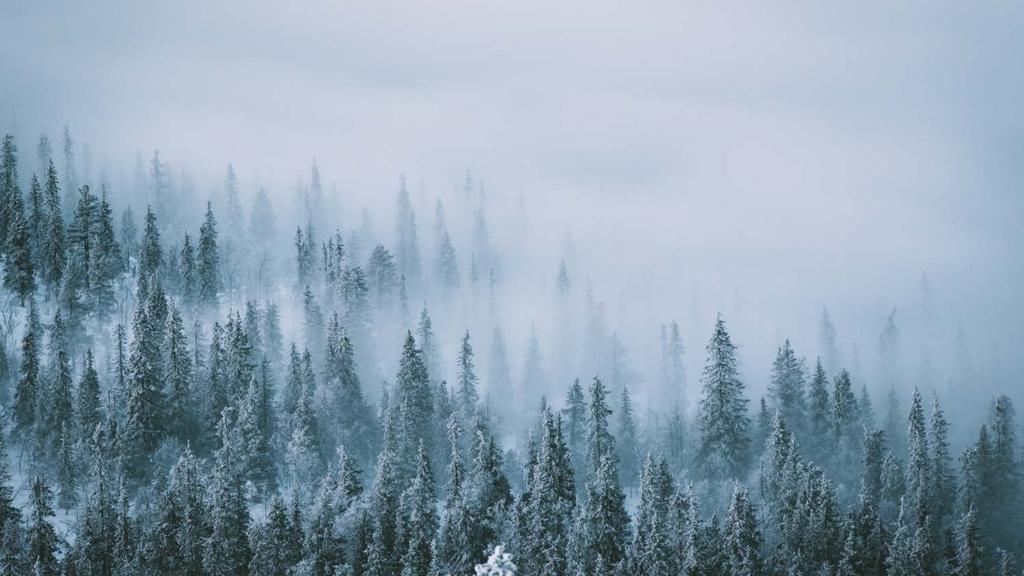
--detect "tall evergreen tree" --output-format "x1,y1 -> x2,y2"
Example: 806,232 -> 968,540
204,412 -> 252,576
397,444 -> 437,576
695,315 -> 750,480
26,477 -> 59,576
616,386 -> 640,490
725,486 -> 762,576
198,201 -> 220,308
77,348 -> 102,439
139,205 -> 162,282
13,298 -> 41,431
41,160 -> 66,293
768,339 -> 806,434
457,331 -> 480,418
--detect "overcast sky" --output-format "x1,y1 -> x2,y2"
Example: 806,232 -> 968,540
2,0 -> 1023,421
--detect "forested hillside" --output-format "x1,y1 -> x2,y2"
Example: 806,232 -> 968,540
0,129 -> 1019,576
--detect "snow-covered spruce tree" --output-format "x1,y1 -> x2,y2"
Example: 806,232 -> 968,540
572,452 -> 629,575
562,378 -> 587,494
198,201 -> 220,309
249,494 -> 302,576
302,471 -> 346,576
431,416 -> 475,576
334,334 -> 377,470
41,160 -> 66,296
77,348 -> 102,441
150,446 -> 206,575
457,331 -> 480,420
629,454 -> 675,576
286,365 -> 322,497
239,371 -> 276,494
725,485 -> 763,576
13,297 -> 41,432
392,332 -> 435,484
767,339 -> 806,436
906,388 -> 930,521
417,308 -> 442,385
514,409 -> 574,576
0,423 -> 20,548
139,205 -> 162,284
953,505 -> 982,576
3,186 -> 35,303
165,305 -> 196,444
26,477 -> 59,576
204,411 -> 252,576
615,386 -> 640,491
805,357 -> 831,465
586,376 -> 614,477
124,283 -> 167,478
397,444 -> 437,576
929,394 -> 956,535
366,449 -> 401,576
695,315 -> 750,480
466,427 -> 512,561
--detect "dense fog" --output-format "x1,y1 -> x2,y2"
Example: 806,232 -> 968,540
0,1 -> 1022,575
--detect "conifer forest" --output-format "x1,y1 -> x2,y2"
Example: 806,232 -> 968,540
1,2 -> 1023,575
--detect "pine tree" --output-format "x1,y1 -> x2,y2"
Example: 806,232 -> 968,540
3,189 -> 35,302
50,350 -> 74,443
77,348 -> 102,440
929,394 -> 956,532
576,452 -> 629,573
517,409 -> 575,576
629,455 -> 675,576
392,332 -> 435,482
367,449 -> 401,576
124,287 -> 167,476
457,331 -> 480,418
886,501 -> 924,576
725,485 -> 763,576
204,411 -> 252,576
832,369 -> 861,473
39,161 -> 66,295
417,308 -> 442,384
768,339 -> 806,434
398,444 -> 437,576
26,477 -> 59,576
562,379 -> 587,493
0,422 -> 20,541
467,428 -> 512,556
249,494 -> 299,576
696,315 -> 750,480
806,357 -> 831,463
586,375 -> 615,477
305,477 -> 345,576
13,298 -> 41,431
287,368 -> 322,495
336,334 -> 376,469
56,421 -> 76,511
985,394 -> 1021,554
906,388 -> 930,523
432,416 -> 475,576
366,244 -> 398,307
953,506 -> 982,576
616,386 -> 640,490
198,202 -> 220,308
139,205 -> 162,282
0,134 -> 19,250
180,233 -> 197,305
